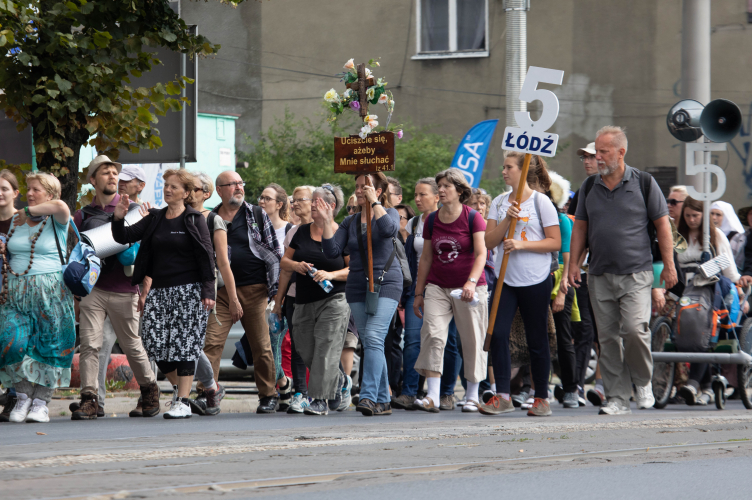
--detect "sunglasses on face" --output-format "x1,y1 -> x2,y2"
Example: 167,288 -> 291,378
193,187 -> 203,192
666,199 -> 683,206
346,205 -> 357,212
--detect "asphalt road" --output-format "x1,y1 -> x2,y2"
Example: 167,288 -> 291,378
2,400 -> 752,500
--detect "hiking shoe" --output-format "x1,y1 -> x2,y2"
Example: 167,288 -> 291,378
304,399 -> 329,416
563,391 -> 579,408
461,400 -> 479,413
587,387 -> 605,407
164,398 -> 192,419
635,384 -> 655,409
287,393 -> 308,414
374,402 -> 392,416
599,401 -> 631,415
26,399 -> 50,423
204,387 -> 221,416
511,391 -> 528,408
71,392 -> 99,420
277,376 -> 293,412
677,384 -> 698,406
527,398 -> 552,417
479,395 -> 515,415
129,396 -> 145,417
439,394 -> 455,411
70,400 -> 105,417
0,393 -> 17,422
9,394 -> 32,423
140,382 -> 161,417
356,398 -> 377,416
391,394 -> 416,410
412,397 -> 440,413
554,384 -> 565,404
257,396 -> 278,414
328,371 -> 344,411
338,374 -> 353,412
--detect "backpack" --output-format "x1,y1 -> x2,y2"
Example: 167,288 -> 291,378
53,219 -> 101,297
675,283 -> 716,352
582,170 -> 660,259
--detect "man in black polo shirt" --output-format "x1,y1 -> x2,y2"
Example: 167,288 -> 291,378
568,126 -> 677,415
203,171 -> 281,414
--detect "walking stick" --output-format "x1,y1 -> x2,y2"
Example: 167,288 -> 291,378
483,153 -> 532,352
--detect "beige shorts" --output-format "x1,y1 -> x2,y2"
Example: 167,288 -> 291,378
343,331 -> 358,350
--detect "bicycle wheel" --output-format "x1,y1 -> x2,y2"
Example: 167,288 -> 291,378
651,316 -> 675,409
737,318 -> 752,410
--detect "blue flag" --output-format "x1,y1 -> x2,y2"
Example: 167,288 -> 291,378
450,119 -> 498,188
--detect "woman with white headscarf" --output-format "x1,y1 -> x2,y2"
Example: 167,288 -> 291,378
711,201 -> 746,270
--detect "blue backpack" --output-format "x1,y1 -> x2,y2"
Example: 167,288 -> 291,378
53,220 -> 101,297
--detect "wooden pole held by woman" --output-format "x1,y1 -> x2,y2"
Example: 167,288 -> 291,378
365,174 -> 374,292
483,153 -> 532,352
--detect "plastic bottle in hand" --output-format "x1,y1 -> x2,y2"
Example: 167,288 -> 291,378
307,267 -> 333,293
269,313 -> 282,334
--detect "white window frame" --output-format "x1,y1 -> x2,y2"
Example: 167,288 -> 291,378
412,0 -> 489,60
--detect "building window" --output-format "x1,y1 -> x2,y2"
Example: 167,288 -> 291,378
413,0 -> 489,60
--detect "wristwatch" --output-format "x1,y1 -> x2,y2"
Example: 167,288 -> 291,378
371,201 -> 382,208
467,278 -> 477,283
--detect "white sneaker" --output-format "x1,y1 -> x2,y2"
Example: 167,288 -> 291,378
521,397 -> 535,410
635,384 -> 655,409
287,393 -> 309,414
164,399 -> 192,419
26,399 -> 49,423
461,400 -> 479,413
9,393 -> 31,423
456,398 -> 467,407
598,401 -> 632,415
337,375 -> 352,412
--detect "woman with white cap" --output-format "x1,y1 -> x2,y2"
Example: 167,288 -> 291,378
710,201 -> 746,270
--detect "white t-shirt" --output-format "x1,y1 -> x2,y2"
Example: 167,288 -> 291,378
274,226 -> 287,256
282,225 -> 300,297
406,215 -> 426,266
488,190 -> 559,287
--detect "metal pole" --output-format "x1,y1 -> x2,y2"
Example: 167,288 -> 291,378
504,0 -> 530,128
680,0 -> 711,187
180,52 -> 186,169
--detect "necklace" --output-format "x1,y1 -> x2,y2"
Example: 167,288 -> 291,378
3,216 -> 49,278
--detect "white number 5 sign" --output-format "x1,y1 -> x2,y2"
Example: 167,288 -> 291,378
503,66 -> 564,157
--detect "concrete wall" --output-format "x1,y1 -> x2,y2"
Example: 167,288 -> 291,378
187,0 -> 752,208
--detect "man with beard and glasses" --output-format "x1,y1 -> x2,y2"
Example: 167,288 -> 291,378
566,126 -> 677,416
201,171 -> 282,414
71,156 -> 160,420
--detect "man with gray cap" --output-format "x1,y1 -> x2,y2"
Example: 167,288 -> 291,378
69,155 -> 160,420
118,165 -> 147,205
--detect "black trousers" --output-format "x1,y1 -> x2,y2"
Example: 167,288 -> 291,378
573,275 -> 596,388
384,311 -> 403,393
284,296 -> 308,396
553,286 -> 577,393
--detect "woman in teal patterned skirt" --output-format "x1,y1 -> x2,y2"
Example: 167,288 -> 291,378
0,172 -> 75,424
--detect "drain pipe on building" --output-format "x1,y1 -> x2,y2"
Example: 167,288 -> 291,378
504,0 -> 530,129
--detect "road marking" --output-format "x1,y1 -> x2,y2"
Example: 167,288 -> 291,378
39,441 -> 751,500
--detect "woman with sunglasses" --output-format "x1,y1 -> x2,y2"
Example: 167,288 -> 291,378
395,204 -> 416,244
274,186 -> 316,413
192,172 -> 215,216
346,194 -> 358,216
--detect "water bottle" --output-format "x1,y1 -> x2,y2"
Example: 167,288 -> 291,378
307,267 -> 334,293
269,313 -> 282,334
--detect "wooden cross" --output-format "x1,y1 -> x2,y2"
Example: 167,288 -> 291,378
346,63 -> 374,118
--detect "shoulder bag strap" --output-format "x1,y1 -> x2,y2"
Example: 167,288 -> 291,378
51,217 -> 66,265
467,209 -> 477,251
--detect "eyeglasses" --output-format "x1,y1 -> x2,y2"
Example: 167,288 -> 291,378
579,155 -> 596,162
346,205 -> 357,212
258,196 -> 274,203
666,199 -> 683,206
292,197 -> 311,204
399,215 -> 409,221
193,187 -> 203,192
217,181 -> 245,188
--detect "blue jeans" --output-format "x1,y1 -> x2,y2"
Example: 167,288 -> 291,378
401,295 -> 422,396
350,298 -> 399,404
440,319 -> 462,396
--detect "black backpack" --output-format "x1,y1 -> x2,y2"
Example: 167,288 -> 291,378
582,170 -> 660,259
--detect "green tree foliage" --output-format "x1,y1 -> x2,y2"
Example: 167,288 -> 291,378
0,0 -> 240,209
237,110 -> 461,218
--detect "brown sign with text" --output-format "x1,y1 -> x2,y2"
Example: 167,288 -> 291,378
333,131 -> 395,174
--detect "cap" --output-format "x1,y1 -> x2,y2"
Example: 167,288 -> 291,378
87,155 -> 122,178
119,164 -> 146,182
576,142 -> 596,156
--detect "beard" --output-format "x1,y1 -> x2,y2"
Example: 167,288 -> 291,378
103,186 -> 117,196
228,194 -> 243,208
597,158 -> 619,176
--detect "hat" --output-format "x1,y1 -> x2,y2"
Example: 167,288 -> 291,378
87,155 -> 122,177
548,171 -> 571,209
738,206 -> 752,227
119,164 -> 146,182
576,142 -> 596,156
